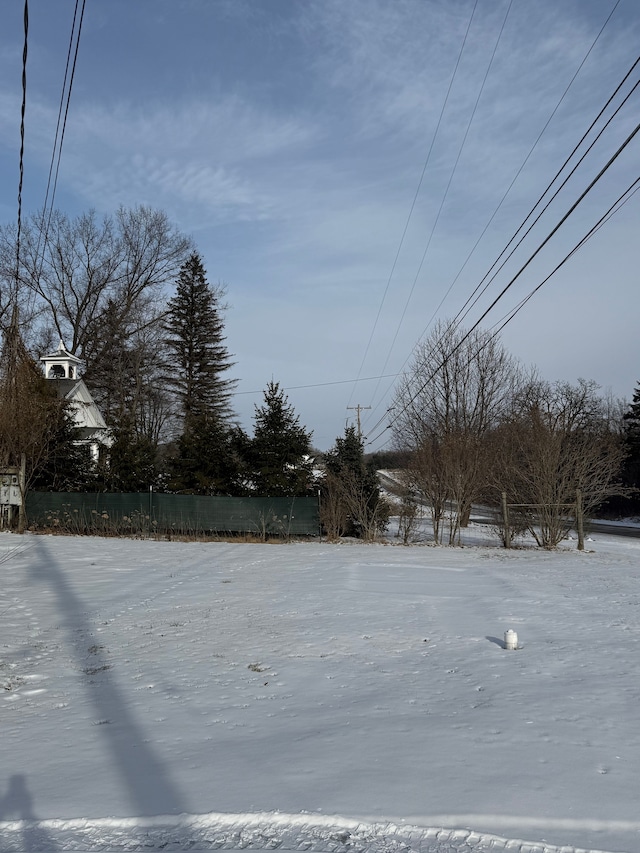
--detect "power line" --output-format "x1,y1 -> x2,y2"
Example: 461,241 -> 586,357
367,175 -> 640,450
47,0 -> 86,214
15,0 -> 29,286
361,3 -> 626,433
365,0 -> 514,411
346,0 -> 480,410
368,118 -> 640,447
490,175 -> 640,337
424,0 -> 625,341
370,174 -> 640,450
235,373 -> 401,397
459,119 -> 640,336
33,0 -> 86,288
318,30 -> 640,450
39,1 -> 85,231
455,61 -> 640,331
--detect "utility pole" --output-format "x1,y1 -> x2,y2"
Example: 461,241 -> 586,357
347,404 -> 371,439
576,488 -> 585,552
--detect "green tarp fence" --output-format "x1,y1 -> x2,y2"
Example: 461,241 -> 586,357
25,491 -> 320,537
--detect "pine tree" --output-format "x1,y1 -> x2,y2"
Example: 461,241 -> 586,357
248,381 -> 313,496
167,419 -> 247,495
622,383 -> 640,510
325,425 -> 365,479
624,383 -> 640,445
164,253 -> 236,427
29,415 -> 95,492
322,425 -> 387,539
99,420 -> 159,492
163,253 -> 240,494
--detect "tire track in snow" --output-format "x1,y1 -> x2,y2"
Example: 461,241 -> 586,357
0,812 -> 625,852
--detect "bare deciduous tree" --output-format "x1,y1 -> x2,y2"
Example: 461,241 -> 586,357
321,426 -> 389,541
1,206 -> 193,448
493,379 -> 628,548
396,486 -> 421,545
319,470 -> 349,541
322,468 -> 390,542
0,312 -> 82,519
399,436 -> 449,544
393,321 -> 521,543
2,207 -> 191,354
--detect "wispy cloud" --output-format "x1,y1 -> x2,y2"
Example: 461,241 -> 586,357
12,90 -> 320,223
71,94 -> 317,162
1,0 -> 638,446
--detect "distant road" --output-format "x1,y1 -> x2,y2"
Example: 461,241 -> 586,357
468,513 -> 640,540
377,474 -> 640,541
464,505 -> 640,540
585,520 -> 640,539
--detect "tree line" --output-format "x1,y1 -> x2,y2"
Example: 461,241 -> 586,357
0,207 -> 320,499
1,206 -> 638,545
390,321 -> 637,547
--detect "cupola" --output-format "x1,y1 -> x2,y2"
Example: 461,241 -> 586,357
40,340 -> 84,380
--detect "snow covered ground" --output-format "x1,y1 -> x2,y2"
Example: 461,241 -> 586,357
1,525 -> 639,852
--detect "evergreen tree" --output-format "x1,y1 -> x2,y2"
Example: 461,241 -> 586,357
248,381 -> 313,496
623,383 -> 640,449
622,383 -> 640,511
164,253 -> 236,427
99,420 -> 159,492
29,414 -> 95,492
322,425 -> 387,539
163,253 -> 240,494
325,425 -> 365,479
167,418 -> 247,495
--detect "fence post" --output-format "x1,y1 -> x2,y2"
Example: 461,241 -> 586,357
17,454 -> 26,534
501,491 -> 511,549
576,488 -> 585,551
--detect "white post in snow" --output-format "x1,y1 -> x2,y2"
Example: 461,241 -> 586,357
504,629 -> 518,650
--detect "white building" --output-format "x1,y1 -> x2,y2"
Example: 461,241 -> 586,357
40,342 -> 110,462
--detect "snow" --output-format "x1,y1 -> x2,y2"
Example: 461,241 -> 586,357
1,526 -> 639,852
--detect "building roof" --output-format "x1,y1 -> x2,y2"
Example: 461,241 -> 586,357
40,340 -> 83,365
48,378 -> 108,431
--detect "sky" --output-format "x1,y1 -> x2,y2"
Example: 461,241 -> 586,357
0,0 -> 639,450
2,525 -> 640,853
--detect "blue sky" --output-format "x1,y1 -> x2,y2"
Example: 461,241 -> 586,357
1,0 -> 639,450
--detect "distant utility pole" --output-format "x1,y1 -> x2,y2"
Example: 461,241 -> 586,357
347,404 -> 371,439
